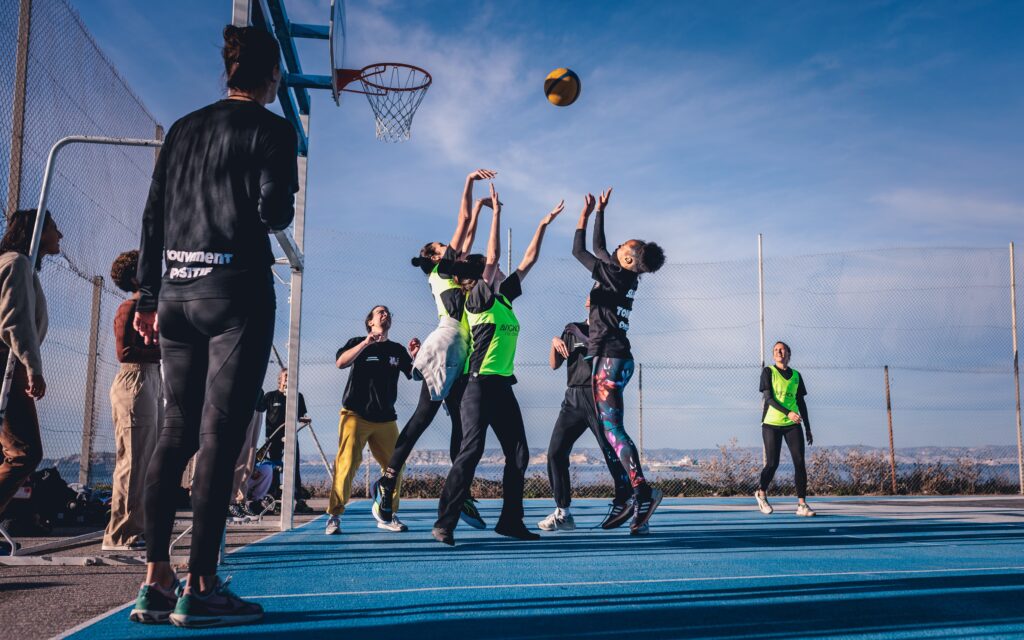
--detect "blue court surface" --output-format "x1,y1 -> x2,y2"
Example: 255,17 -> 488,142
65,497 -> 1024,639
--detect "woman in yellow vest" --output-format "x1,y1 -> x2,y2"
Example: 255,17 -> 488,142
756,341 -> 815,517
372,169 -> 494,531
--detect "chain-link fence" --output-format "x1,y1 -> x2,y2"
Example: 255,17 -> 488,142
4,1 -> 1022,504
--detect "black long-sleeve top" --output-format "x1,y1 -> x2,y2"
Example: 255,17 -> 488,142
137,99 -> 299,311
573,210 -> 638,359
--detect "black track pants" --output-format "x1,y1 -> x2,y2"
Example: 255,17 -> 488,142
759,424 -> 807,499
435,376 -> 527,530
144,285 -> 274,575
547,386 -> 631,508
381,376 -> 466,488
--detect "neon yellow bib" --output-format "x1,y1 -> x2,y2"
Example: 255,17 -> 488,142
764,366 -> 800,427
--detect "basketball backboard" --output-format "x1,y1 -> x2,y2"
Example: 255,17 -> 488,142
329,0 -> 346,105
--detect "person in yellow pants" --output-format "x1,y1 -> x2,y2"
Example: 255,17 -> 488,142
326,305 -> 419,534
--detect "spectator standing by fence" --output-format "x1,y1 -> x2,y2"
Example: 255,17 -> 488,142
102,250 -> 162,551
0,209 -> 60,552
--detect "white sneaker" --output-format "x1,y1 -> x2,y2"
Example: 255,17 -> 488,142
796,503 -> 816,517
325,515 -> 341,535
754,491 -> 773,515
537,510 -> 575,532
377,515 -> 408,532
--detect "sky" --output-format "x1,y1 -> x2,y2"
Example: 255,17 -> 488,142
63,0 -> 1024,453
72,0 -> 1024,259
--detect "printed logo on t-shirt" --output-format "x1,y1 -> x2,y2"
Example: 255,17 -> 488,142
165,249 -> 235,280
389,356 -> 400,367
365,356 -> 380,362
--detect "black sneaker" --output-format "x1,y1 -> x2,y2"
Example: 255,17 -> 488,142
600,499 -> 634,530
372,479 -> 394,524
495,520 -> 541,541
169,577 -> 263,628
630,487 -> 663,533
431,527 -> 455,546
294,499 -> 315,514
459,497 -> 487,529
129,581 -> 181,624
227,503 -> 250,522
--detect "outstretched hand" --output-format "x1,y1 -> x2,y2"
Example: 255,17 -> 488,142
489,183 -> 501,215
477,197 -> 501,210
469,169 -> 497,181
580,193 -> 596,217
598,187 -> 613,211
542,200 -> 565,225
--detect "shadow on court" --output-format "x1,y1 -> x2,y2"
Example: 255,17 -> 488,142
64,498 -> 1024,639
234,572 -> 1024,639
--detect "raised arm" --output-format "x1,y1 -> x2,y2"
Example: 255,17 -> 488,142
449,169 -> 496,254
458,198 -> 487,256
572,193 -> 598,271
516,200 -> 565,282
482,182 -> 502,285
593,187 -> 613,262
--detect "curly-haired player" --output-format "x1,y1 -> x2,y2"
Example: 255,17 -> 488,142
572,188 -> 665,535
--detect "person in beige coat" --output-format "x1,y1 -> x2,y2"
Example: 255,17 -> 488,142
0,209 -> 61,552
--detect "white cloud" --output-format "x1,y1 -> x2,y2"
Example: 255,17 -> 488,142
873,189 -> 1024,227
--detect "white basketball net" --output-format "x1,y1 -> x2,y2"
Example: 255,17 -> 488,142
359,64 -> 431,143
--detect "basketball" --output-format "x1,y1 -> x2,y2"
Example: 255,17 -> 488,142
544,68 -> 581,107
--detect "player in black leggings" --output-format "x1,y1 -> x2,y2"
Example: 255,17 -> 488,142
130,26 -> 297,628
538,296 -> 632,532
372,170 -> 492,530
755,341 -> 816,517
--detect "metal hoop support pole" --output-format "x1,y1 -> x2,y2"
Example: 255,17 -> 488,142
0,136 -> 162,426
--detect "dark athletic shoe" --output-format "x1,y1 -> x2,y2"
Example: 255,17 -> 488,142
169,577 -> 263,628
129,582 -> 181,624
495,520 -> 541,541
372,479 -> 394,524
432,527 -> 455,546
459,497 -> 486,529
630,488 -> 664,534
600,499 -> 634,530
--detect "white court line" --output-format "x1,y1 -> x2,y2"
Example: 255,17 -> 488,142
51,515 -> 325,640
248,564 -> 1024,600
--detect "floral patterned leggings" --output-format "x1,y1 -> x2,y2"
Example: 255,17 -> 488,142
592,357 -> 650,497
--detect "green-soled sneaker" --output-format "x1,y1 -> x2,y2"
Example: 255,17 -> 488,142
169,577 -> 263,628
129,582 -> 180,624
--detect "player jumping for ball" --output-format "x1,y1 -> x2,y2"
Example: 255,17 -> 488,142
572,188 -> 665,535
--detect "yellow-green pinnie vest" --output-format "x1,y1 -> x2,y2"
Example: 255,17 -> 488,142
763,366 -> 801,427
466,292 -> 519,377
428,264 -> 470,329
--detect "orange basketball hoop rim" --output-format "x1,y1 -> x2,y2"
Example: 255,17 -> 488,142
332,63 -> 433,97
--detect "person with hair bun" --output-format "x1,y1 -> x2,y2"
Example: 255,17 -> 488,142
370,168 -> 493,532
102,250 -> 162,553
572,188 -> 666,535
129,25 -> 297,628
755,341 -> 815,517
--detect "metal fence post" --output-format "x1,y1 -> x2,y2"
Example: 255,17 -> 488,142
1010,242 -> 1023,495
78,275 -> 103,486
5,0 -> 32,214
634,362 -> 643,460
758,234 -> 765,367
884,365 -> 897,494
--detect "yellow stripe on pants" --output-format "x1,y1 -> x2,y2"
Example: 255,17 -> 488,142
327,409 -> 402,516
